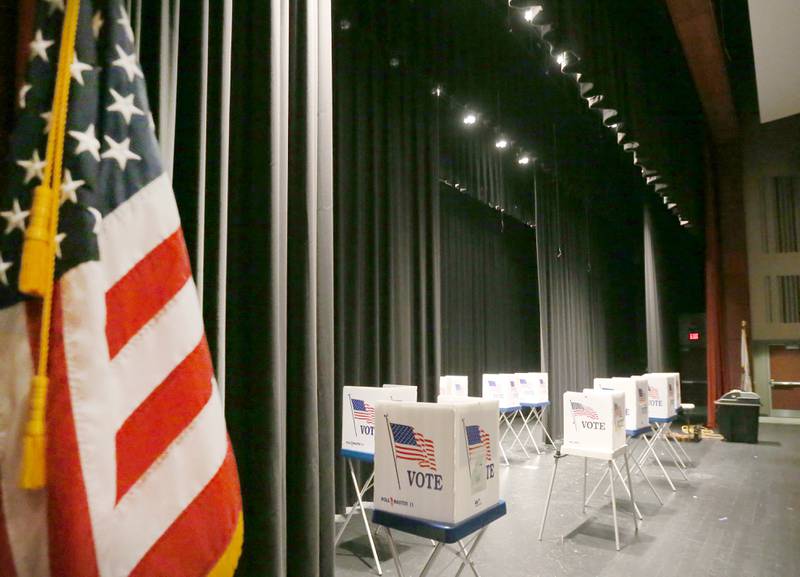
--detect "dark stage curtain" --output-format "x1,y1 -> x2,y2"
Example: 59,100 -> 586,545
440,184 -> 541,392
333,9 -> 441,510
139,1 -> 336,576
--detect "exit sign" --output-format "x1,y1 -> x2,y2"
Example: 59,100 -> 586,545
688,331 -> 701,342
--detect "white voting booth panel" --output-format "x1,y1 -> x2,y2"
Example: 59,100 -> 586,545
341,386 -> 417,457
482,374 -> 520,409
646,372 -> 681,409
563,390 -> 625,458
373,399 -> 500,524
439,375 -> 469,398
516,372 -> 549,404
593,377 -> 649,433
638,374 -> 677,419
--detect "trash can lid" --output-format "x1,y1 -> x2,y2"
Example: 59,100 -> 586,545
715,389 -> 761,406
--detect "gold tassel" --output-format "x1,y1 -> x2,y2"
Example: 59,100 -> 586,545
19,375 -> 49,489
18,184 -> 55,297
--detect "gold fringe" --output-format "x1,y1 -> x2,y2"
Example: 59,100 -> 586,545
207,513 -> 244,577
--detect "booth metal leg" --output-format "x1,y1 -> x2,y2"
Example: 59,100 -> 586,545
584,462 -> 611,508
669,431 -> 693,464
453,530 -> 486,577
335,460 -> 382,575
534,408 -> 556,446
612,460 -> 642,520
520,409 -> 543,455
629,444 -> 663,505
607,460 -> 620,551
624,450 -> 639,534
498,415 -> 511,466
418,542 -> 444,577
504,412 -> 530,458
538,452 -> 560,541
656,425 -> 689,480
582,458 -> 588,515
385,528 -> 406,577
638,431 -> 677,492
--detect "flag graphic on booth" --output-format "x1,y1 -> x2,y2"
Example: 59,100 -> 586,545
390,423 -> 437,471
351,398 -> 375,425
571,401 -> 599,420
0,2 -> 242,576
465,425 -> 492,462
649,386 -> 659,400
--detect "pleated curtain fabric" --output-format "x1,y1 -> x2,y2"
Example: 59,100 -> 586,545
535,166 -> 609,439
333,14 -> 442,511
439,185 -> 541,392
224,1 -> 335,576
644,203 -> 669,372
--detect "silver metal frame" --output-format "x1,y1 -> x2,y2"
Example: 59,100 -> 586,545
334,459 -> 382,575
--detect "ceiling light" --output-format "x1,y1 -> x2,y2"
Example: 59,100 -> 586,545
667,202 -> 677,209
524,7 -> 542,22
680,219 -> 690,227
463,113 -> 477,126
517,154 -> 530,165
556,52 -> 568,67
495,138 -> 509,149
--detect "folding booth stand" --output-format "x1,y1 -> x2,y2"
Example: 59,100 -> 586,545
373,501 -> 507,577
483,374 -> 527,464
646,373 -> 693,466
539,390 -> 639,551
516,373 -> 554,454
337,385 -> 418,574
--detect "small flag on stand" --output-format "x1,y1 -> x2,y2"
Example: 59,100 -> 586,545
0,1 -> 242,576
741,320 -> 753,393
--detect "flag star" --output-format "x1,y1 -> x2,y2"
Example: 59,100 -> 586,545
107,88 -> 143,124
92,11 -> 105,39
0,252 -> 12,286
1,199 -> 30,234
60,169 -> 84,205
29,30 -> 54,63
17,149 -> 46,184
69,124 -> 101,161
112,45 -> 143,82
18,83 -> 32,109
118,6 -> 135,43
44,0 -> 64,15
70,54 -> 93,86
54,232 -> 66,259
101,135 -> 141,170
40,110 -> 52,134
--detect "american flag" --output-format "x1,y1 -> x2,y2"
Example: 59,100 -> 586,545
649,385 -> 659,400
570,401 -> 599,420
0,2 -> 242,576
350,398 -> 374,425
390,423 -> 437,471
465,425 -> 492,462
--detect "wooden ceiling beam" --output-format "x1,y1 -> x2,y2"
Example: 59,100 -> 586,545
665,0 -> 739,144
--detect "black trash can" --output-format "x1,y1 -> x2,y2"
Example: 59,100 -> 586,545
715,391 -> 761,444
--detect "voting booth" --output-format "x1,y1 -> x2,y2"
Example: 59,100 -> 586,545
563,389 -> 626,458
638,374 -> 677,420
647,372 -> 682,410
337,385 -> 418,574
439,375 -> 469,398
481,373 -> 520,409
515,372 -> 554,454
594,377 -> 649,435
373,398 -> 500,524
540,389 -> 637,551
341,385 -> 418,459
516,372 -> 549,404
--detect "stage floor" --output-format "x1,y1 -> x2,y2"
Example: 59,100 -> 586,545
335,423 -> 800,577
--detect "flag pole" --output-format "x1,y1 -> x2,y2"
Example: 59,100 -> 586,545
384,415 -> 401,490
347,394 -> 357,435
461,417 -> 472,471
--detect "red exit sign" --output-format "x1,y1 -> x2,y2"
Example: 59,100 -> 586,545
688,331 -> 701,342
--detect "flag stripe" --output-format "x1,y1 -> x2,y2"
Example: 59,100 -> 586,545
115,341 -> 213,503
129,447 -> 242,577
98,173 -> 181,290
105,229 -> 191,359
108,390 -> 229,576
109,279 -> 204,430
40,293 -> 101,577
0,487 -> 17,577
